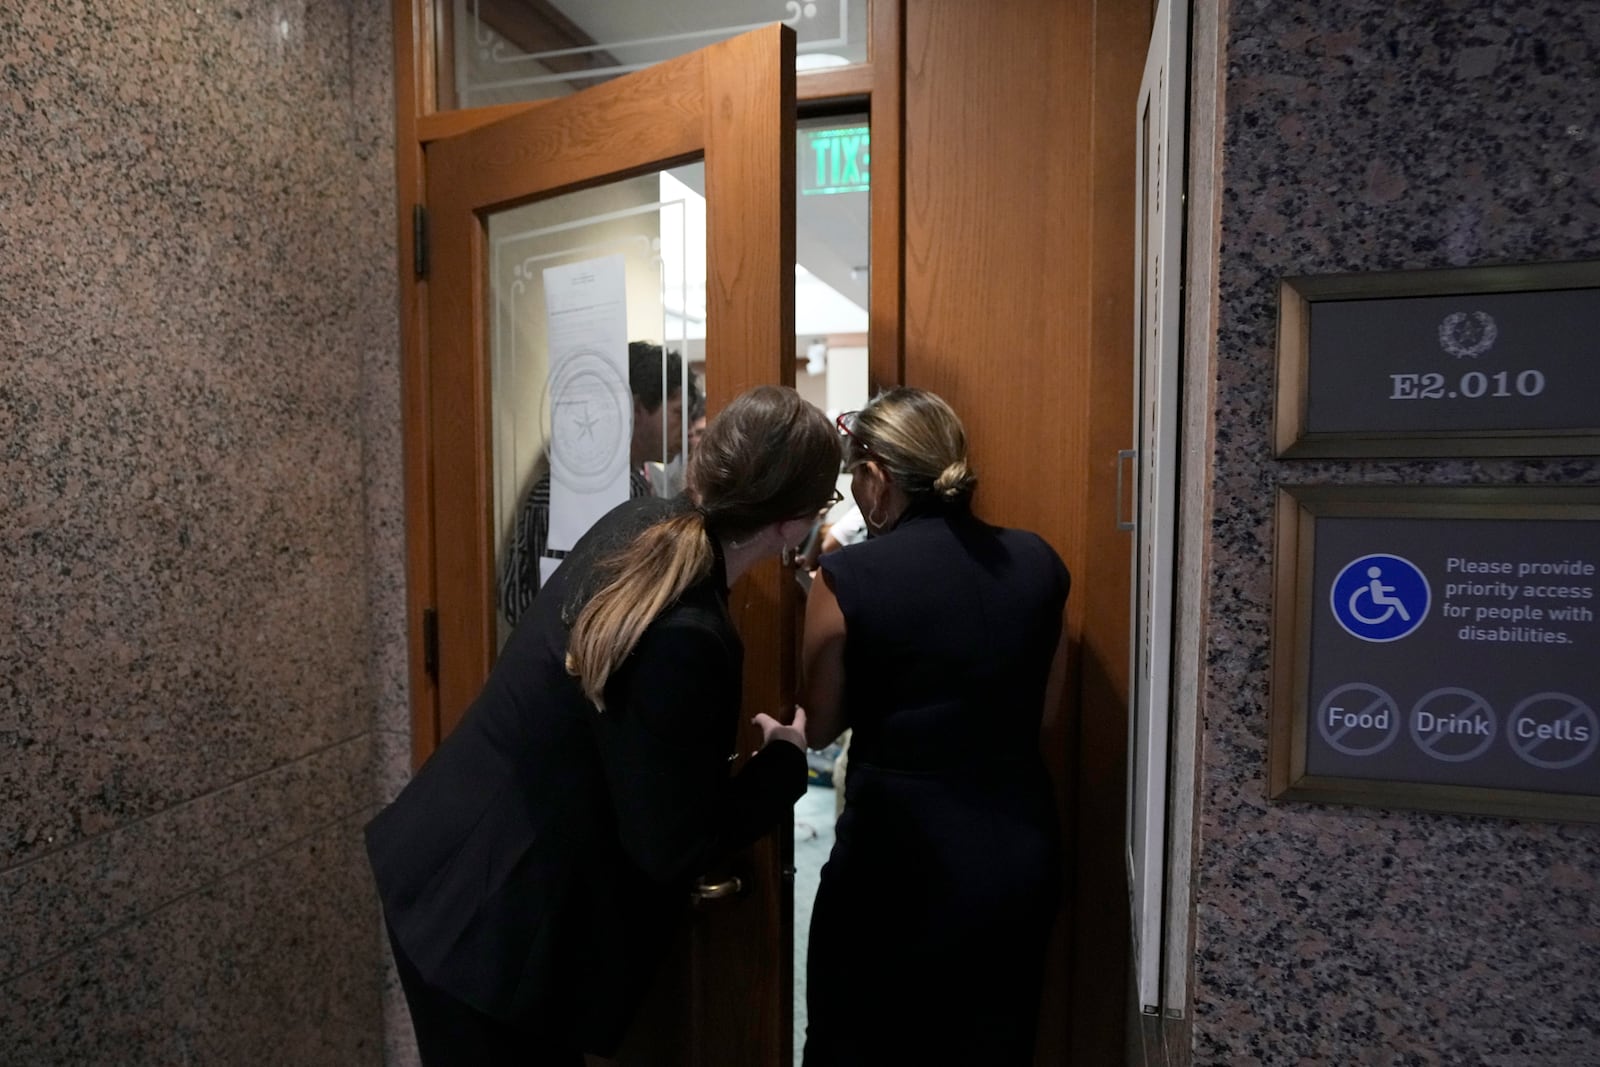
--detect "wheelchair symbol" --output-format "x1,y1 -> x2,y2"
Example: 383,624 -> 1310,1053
1330,554 -> 1429,642
1348,566 -> 1411,625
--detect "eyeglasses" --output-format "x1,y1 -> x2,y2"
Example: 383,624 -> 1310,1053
790,487 -> 842,524
803,487 -> 844,518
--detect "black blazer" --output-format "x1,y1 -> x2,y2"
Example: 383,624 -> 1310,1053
365,496 -> 805,1054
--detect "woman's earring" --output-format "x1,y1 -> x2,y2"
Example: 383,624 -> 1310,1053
867,504 -> 886,530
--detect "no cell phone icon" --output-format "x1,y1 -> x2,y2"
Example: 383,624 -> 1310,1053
1507,693 -> 1599,771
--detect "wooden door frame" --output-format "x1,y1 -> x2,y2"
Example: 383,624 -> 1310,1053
392,0 -> 904,762
387,3 -> 1158,1064
423,30 -> 794,728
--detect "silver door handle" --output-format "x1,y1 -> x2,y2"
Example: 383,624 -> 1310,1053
1115,449 -> 1137,531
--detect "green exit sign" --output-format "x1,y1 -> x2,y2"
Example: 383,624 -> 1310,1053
802,125 -> 869,196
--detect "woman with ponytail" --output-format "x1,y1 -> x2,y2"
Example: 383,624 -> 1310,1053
799,387 -> 1070,1066
366,386 -> 841,1066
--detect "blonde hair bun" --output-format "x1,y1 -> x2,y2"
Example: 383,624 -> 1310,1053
933,460 -> 976,500
853,388 -> 977,504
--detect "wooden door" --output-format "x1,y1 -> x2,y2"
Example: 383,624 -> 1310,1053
423,24 -> 797,1066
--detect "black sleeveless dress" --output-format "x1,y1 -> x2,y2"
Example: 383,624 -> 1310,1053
803,504 -> 1069,1066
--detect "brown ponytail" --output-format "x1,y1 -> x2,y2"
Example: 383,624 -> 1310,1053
564,511 -> 714,708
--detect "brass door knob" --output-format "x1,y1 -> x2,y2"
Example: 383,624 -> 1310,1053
690,875 -> 744,902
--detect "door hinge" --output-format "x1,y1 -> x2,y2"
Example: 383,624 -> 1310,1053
422,607 -> 439,681
412,204 -> 430,279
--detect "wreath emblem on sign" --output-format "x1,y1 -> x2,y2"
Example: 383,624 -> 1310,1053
1437,310 -> 1498,359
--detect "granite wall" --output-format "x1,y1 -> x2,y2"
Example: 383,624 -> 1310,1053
1192,1 -> 1600,1064
0,2 -> 404,1063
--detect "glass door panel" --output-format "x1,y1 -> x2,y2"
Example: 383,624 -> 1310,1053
442,0 -> 870,109
490,164 -> 707,646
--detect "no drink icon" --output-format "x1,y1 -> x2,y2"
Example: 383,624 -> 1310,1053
1409,687 -> 1497,763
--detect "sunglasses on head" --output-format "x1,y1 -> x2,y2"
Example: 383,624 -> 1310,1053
836,410 -> 872,455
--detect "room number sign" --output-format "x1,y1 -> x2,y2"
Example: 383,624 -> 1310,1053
1274,260 -> 1600,458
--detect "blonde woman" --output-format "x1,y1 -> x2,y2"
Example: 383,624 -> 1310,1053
801,387 -> 1070,1065
367,386 -> 841,1065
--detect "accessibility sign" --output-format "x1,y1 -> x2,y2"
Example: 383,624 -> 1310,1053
1330,553 -> 1430,642
1278,487 -> 1600,816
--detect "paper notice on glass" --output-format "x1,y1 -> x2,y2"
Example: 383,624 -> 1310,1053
543,254 -> 631,552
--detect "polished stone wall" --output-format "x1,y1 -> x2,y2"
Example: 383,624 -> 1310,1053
0,2 -> 402,1062
1192,1 -> 1600,1063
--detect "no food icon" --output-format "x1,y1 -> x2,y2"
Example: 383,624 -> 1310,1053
1316,683 -> 1401,757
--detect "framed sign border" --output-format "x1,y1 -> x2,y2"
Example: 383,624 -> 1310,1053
1269,484 -> 1600,824
1274,259 -> 1600,458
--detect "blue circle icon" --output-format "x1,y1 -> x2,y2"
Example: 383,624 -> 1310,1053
1329,553 -> 1430,642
